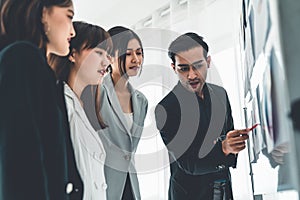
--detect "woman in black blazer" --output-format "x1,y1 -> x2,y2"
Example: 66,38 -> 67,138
0,0 -> 83,199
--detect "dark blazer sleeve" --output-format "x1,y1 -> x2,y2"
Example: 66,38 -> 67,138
155,89 -> 237,176
0,42 -> 69,200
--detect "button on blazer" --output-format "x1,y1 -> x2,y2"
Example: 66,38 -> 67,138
99,74 -> 148,200
64,84 -> 107,200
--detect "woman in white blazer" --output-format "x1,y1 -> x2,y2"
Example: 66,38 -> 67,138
49,21 -> 112,200
98,26 -> 148,200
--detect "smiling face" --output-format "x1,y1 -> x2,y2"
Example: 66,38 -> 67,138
125,38 -> 143,77
42,5 -> 75,56
70,47 -> 110,86
111,38 -> 143,78
172,46 -> 211,95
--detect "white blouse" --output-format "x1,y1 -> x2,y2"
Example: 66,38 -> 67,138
123,112 -> 133,131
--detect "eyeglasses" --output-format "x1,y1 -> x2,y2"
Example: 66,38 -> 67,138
176,61 -> 206,73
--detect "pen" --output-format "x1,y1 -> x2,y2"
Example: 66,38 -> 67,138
249,123 -> 259,131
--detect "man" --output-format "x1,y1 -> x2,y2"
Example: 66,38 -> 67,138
155,33 -> 250,199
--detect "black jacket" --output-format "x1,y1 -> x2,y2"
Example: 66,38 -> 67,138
155,82 -> 236,199
0,41 -> 83,200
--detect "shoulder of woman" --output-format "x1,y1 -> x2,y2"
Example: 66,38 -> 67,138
1,41 -> 47,66
0,41 -> 46,71
1,41 -> 42,57
135,89 -> 148,104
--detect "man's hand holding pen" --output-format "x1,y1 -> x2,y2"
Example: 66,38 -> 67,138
221,123 -> 259,155
221,129 -> 250,156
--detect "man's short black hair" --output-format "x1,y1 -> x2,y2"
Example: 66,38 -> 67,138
168,32 -> 209,64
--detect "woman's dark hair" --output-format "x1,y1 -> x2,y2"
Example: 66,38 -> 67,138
49,21 -> 112,129
70,21 -> 112,56
107,26 -> 144,78
50,21 -> 112,82
0,0 -> 73,50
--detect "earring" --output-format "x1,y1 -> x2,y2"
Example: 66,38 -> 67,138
44,22 -> 51,35
68,51 -> 76,63
68,56 -> 75,63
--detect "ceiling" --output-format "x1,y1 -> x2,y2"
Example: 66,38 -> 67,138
73,0 -> 169,30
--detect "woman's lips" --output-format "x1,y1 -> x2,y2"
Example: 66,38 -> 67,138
129,66 -> 139,70
97,69 -> 106,76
